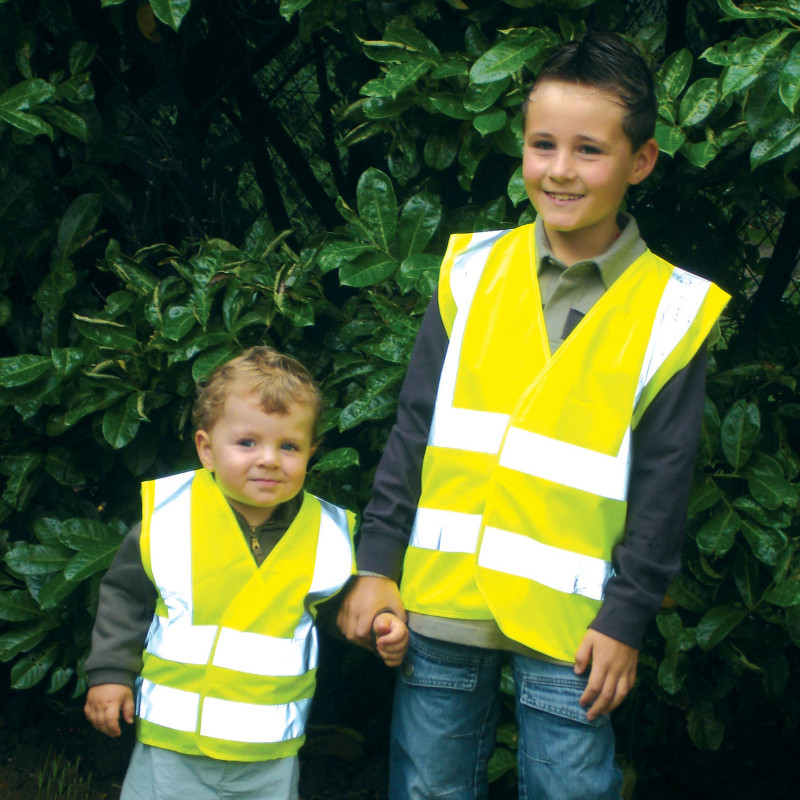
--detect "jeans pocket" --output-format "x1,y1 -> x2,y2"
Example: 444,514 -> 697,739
398,636 -> 481,692
516,672 -> 608,728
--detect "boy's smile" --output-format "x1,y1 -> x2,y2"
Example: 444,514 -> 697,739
195,389 -> 316,527
522,80 -> 658,264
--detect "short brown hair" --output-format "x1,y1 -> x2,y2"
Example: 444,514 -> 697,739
192,346 -> 322,434
521,31 -> 657,151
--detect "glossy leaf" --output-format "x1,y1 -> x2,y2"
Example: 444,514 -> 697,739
356,168 -> 397,251
470,33 -> 547,84
695,507 -> 740,556
311,448 -> 360,473
0,589 -> 41,621
659,48 -> 693,98
720,399 -> 760,469
0,354 -> 52,387
398,191 -> 442,258
150,0 -> 191,31
0,621 -> 55,662
52,193 -> 103,267
695,605 -> 747,650
339,251 -> 398,288
739,518 -> 787,566
679,79 -> 721,127
751,116 -> 800,168
687,703 -> 725,751
779,40 -> 800,112
102,395 -> 142,449
763,579 -> 800,607
73,315 -> 139,351
10,643 -> 59,689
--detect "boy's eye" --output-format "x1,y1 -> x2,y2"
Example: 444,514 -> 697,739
238,439 -> 255,448
579,145 -> 601,155
281,442 -> 299,452
532,140 -> 555,151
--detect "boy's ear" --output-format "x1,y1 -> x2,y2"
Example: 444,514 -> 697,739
629,137 -> 659,186
195,429 -> 214,471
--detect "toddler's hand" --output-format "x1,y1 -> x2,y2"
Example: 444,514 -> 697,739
372,610 -> 410,668
85,683 -> 135,738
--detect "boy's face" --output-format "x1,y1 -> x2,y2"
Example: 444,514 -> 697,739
195,389 -> 316,527
522,80 -> 658,264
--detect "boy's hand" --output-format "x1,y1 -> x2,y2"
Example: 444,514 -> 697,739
574,629 -> 638,721
337,575 -> 406,649
84,683 -> 135,738
372,611 -> 410,667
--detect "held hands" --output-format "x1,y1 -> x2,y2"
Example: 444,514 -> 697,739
337,575 -> 406,649
372,611 -> 409,667
574,629 -> 638,721
84,683 -> 135,738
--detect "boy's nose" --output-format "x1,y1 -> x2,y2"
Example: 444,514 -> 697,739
256,447 -> 278,466
549,151 -> 576,180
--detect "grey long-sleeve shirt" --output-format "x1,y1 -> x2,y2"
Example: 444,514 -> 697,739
356,215 -> 706,654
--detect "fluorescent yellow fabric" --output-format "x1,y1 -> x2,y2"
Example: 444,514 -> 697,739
401,225 -> 730,660
138,469 -> 355,761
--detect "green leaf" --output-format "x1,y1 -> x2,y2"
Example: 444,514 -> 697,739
667,573 -> 712,613
428,93 -> 473,120
398,191 -> 442,258
279,0 -> 313,20
51,347 -> 85,376
34,105 -> 88,142
10,644 -> 59,689
679,78 -> 720,127
384,60 -> 432,95
63,540 -> 119,582
744,453 -> 798,510
787,605 -> 800,647
0,621 -> 56,662
687,702 -> 725,751
339,383 -> 400,431
720,29 -> 791,98
658,648 -> 689,695
105,240 -> 159,295
356,168 -> 397,251
688,476 -> 723,517
733,545 -> 759,607
363,94 -> 415,119
0,589 -> 41,621
74,315 -> 139,351
424,133 -> 459,171
655,122 -> 686,157
695,605 -> 747,650
69,41 -> 97,74
463,78 -> 509,113
740,517 -> 787,566
720,399 -> 760,470
37,573 -> 80,611
779,40 -> 800,112
470,33 -> 547,84
751,116 -> 800,168
0,78 -> 55,112
397,254 -> 440,295
150,0 -> 191,31
695,508 -> 740,556
162,304 -> 197,341
473,108 -> 507,135
732,496 -> 792,530
4,542 -> 70,576
47,665 -> 74,694
487,746 -> 516,782
191,344 -> 241,385
659,48 -> 693,99
52,193 -> 103,267
763,579 -> 800,607
102,395 -> 142,449
0,354 -> 52,387
311,448 -> 360,473
339,251 -> 398,288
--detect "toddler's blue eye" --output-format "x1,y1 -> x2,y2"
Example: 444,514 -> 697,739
281,442 -> 298,452
238,439 -> 255,448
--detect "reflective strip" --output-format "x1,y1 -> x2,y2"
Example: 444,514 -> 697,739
212,622 -> 318,677
309,500 -> 353,601
478,527 -> 615,601
409,508 -> 482,553
499,428 -> 631,502
138,679 -> 199,732
200,696 -> 311,744
138,678 -> 311,743
146,471 -> 219,665
429,230 -> 511,453
635,267 -> 710,406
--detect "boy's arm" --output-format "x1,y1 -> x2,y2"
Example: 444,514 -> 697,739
85,521 -> 157,687
372,610 -> 410,667
338,293 -> 447,647
579,346 -> 707,716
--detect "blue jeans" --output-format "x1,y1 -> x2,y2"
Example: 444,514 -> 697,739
390,632 -> 622,800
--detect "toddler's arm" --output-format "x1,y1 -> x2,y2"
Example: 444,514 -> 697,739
372,610 -> 409,667
84,683 -> 135,738
574,629 -> 638,721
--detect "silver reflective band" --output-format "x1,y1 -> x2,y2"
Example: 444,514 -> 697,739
138,678 -> 311,743
309,500 -> 353,602
409,508 -> 482,553
138,679 -> 199,733
478,527 -> 615,601
499,427 -> 632,502
636,267 -> 710,406
212,623 -> 318,677
200,696 -> 311,744
429,230 -> 511,453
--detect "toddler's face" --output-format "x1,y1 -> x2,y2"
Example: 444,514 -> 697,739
195,391 -> 316,527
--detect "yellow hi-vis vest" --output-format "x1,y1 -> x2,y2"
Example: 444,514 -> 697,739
136,469 -> 355,761
401,225 -> 729,662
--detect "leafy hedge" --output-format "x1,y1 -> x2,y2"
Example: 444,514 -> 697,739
1,0 -> 799,780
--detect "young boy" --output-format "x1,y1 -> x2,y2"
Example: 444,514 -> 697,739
85,346 -> 408,800
338,31 -> 729,800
